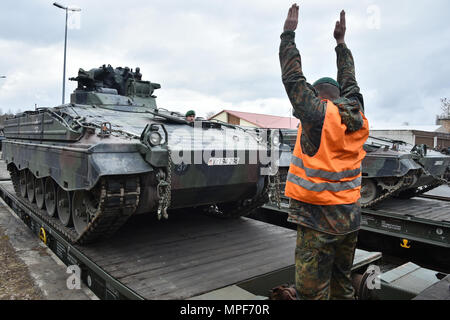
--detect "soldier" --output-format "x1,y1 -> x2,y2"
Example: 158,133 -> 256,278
280,4 -> 369,299
135,67 -> 142,80
185,110 -> 196,122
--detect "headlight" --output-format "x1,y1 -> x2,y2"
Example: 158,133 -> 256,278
148,131 -> 162,146
272,135 -> 280,146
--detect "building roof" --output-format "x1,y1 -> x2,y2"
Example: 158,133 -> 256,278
370,125 -> 442,132
210,110 -> 300,129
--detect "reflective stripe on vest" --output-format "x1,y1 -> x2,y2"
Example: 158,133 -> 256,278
290,155 -> 361,181
286,172 -> 362,192
284,99 -> 369,205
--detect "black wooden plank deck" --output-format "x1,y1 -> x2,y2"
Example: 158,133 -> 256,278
0,177 -> 297,299
372,198 -> 450,223
413,274 -> 450,300
0,164 -> 381,300
79,210 -> 296,299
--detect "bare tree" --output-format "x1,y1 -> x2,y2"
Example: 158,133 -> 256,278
441,98 -> 450,118
206,111 -> 217,119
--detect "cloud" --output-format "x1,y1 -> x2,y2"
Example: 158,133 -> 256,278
0,0 -> 449,128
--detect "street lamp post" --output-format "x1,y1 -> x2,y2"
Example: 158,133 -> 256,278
53,2 -> 81,105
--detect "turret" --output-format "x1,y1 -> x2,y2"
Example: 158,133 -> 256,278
69,64 -> 161,108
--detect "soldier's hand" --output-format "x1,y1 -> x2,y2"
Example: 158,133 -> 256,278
334,10 -> 346,44
284,4 -> 299,32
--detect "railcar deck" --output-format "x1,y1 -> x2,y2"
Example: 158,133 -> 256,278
258,189 -> 450,273
78,207 -> 297,300
369,197 -> 450,224
413,274 -> 450,300
0,173 -> 381,300
261,193 -> 450,248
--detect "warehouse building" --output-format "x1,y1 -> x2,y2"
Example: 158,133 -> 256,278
208,110 -> 299,129
370,125 -> 450,149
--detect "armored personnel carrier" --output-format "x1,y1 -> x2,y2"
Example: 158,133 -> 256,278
365,137 -> 450,198
2,65 -> 279,244
275,130 -> 424,208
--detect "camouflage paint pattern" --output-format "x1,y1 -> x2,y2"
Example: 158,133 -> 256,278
295,225 -> 358,300
281,130 -> 422,179
408,144 -> 450,184
279,31 -> 364,158
279,30 -> 361,301
277,131 -> 426,215
364,137 -> 450,189
279,30 -> 366,235
288,196 -> 361,235
275,132 -> 450,211
363,143 -> 421,178
2,65 -> 275,215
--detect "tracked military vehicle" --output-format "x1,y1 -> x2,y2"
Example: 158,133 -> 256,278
365,136 -> 450,199
2,65 -> 279,244
274,129 -> 424,208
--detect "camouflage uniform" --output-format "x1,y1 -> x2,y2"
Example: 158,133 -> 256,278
279,30 -> 365,300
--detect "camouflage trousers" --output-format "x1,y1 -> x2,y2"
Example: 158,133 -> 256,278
295,225 -> 358,300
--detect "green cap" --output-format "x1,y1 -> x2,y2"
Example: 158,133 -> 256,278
313,77 -> 341,90
185,110 -> 196,117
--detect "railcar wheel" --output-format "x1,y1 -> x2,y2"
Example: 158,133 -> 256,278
19,170 -> 27,198
72,190 -> 98,236
57,187 -> 72,227
26,171 -> 36,203
35,178 -> 45,209
44,178 -> 57,217
360,179 -> 378,206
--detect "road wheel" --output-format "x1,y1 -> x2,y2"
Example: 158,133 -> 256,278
19,170 -> 27,198
35,178 -> 46,209
57,187 -> 72,227
44,178 -> 57,217
26,171 -> 36,203
360,178 -> 378,206
72,190 -> 98,236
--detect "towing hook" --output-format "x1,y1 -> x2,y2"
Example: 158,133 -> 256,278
400,239 -> 411,248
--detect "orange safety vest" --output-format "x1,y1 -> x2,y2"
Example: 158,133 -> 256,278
285,100 -> 369,205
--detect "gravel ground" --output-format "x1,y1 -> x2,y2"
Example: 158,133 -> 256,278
0,225 -> 44,300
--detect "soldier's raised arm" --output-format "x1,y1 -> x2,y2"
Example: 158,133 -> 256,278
334,10 -> 364,113
280,4 -> 324,123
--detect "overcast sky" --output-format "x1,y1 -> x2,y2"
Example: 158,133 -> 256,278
0,0 -> 449,128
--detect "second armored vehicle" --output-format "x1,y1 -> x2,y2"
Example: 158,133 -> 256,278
275,129 -> 426,208
365,137 -> 450,198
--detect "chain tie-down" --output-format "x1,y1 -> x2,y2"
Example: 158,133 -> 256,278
156,149 -> 172,220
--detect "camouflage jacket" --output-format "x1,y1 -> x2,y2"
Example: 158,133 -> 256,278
279,30 -> 364,235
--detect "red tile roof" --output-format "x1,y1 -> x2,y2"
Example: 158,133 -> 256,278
210,110 -> 300,129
